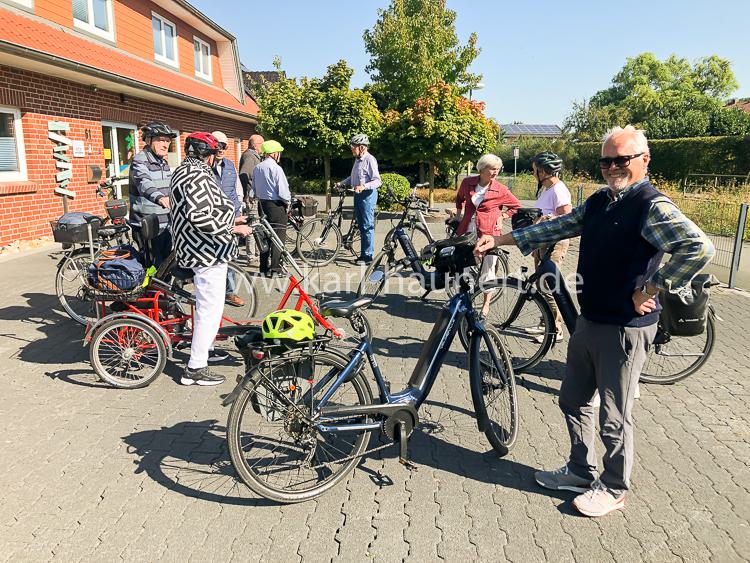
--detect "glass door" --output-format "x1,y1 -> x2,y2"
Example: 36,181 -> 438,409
102,121 -> 137,199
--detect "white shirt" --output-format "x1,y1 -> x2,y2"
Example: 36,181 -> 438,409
467,182 -> 490,233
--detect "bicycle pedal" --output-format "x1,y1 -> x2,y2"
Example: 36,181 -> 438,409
399,458 -> 418,471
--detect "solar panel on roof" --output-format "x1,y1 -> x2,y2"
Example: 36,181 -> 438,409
500,124 -> 562,136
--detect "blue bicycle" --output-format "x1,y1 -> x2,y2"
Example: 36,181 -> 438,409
223,235 -> 518,503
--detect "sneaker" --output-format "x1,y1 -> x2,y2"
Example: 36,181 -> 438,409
535,464 -> 595,493
208,349 -> 230,363
572,480 -> 625,517
225,294 -> 245,307
533,331 -> 564,344
180,366 -> 225,386
355,257 -> 373,266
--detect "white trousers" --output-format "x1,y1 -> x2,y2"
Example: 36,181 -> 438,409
188,262 -> 228,369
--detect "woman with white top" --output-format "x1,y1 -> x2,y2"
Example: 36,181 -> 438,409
529,151 -> 572,342
455,154 -> 521,316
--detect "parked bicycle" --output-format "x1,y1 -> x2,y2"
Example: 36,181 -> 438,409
223,234 -> 518,503
295,186 -> 374,266
357,186 -> 509,301
460,241 -> 719,384
53,176 -> 132,325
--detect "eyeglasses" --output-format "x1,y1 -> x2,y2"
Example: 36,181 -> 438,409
598,153 -> 644,169
217,142 -> 228,150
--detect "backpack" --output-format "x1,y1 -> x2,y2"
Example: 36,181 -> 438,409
659,274 -> 718,337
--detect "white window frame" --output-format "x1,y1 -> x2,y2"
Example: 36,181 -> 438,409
193,36 -> 212,82
151,11 -> 179,69
73,0 -> 115,42
4,0 -> 34,9
0,106 -> 27,183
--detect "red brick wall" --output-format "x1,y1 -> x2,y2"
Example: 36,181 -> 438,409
0,64 -> 256,246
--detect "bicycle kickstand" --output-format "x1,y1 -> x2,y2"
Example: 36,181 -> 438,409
397,421 -> 417,471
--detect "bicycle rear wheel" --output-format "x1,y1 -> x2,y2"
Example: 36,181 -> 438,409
458,277 -> 555,373
223,263 -> 258,320
469,325 -> 518,455
56,248 -> 97,325
227,350 -> 373,503
640,312 -> 715,384
446,251 -> 510,300
90,318 -> 167,388
357,250 -> 394,299
296,218 -> 342,266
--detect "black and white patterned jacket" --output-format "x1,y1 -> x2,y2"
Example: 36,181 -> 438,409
170,157 -> 238,268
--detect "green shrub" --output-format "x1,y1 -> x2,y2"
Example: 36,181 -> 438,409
378,172 -> 410,210
288,176 -> 327,195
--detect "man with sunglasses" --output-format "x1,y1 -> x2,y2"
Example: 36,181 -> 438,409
211,131 -> 245,307
476,125 -> 714,517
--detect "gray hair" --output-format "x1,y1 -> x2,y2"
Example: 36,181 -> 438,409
602,125 -> 649,154
476,153 -> 503,172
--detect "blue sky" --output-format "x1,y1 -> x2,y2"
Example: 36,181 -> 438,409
192,0 -> 750,126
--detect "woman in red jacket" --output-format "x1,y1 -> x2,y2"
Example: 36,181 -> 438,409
455,154 -> 520,316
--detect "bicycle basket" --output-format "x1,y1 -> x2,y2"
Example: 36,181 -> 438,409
296,196 -> 318,217
87,248 -> 146,300
659,274 -> 718,337
432,233 -> 478,274
50,213 -> 101,244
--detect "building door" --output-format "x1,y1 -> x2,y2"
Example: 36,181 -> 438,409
102,122 -> 137,198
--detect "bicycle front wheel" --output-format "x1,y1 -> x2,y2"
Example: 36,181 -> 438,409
296,218 -> 342,266
90,318 -> 167,388
469,325 -> 518,455
227,350 -> 373,503
640,312 -> 715,384
56,248 -> 98,325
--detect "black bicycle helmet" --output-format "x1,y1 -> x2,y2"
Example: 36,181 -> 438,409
141,121 -> 177,140
184,132 -> 220,158
531,151 -> 563,175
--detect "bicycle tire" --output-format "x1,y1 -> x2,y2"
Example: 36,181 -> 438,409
227,350 -> 373,503
296,218 -> 342,267
469,325 -> 518,455
56,248 -> 98,325
90,317 -> 167,389
356,249 -> 394,299
458,277 -> 555,373
640,312 -> 715,385
224,262 -> 258,320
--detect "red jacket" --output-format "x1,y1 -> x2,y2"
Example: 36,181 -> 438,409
455,176 -> 521,237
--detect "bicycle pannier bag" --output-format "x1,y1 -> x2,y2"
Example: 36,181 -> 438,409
432,233 -> 478,274
50,212 -> 101,244
87,247 -> 146,291
297,196 -> 318,217
659,274 -> 716,337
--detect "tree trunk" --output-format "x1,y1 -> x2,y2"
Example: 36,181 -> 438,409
428,161 -> 436,209
324,156 -> 331,212
419,162 -> 426,184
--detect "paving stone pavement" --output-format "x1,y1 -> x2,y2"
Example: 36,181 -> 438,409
1,218 -> 749,563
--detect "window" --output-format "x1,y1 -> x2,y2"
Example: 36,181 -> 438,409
0,108 -> 27,182
152,12 -> 178,68
193,37 -> 212,81
4,0 -> 34,9
102,122 -> 137,197
73,0 -> 114,41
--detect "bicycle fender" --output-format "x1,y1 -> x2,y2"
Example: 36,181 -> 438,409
467,331 -> 489,433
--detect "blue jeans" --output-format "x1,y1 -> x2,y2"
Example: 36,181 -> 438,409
226,267 -> 237,296
354,189 -> 377,259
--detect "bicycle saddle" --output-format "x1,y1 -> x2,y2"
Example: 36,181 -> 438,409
320,297 -> 373,318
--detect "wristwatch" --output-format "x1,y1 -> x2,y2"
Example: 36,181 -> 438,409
640,284 -> 658,299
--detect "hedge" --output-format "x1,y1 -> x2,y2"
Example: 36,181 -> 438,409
568,136 -> 750,181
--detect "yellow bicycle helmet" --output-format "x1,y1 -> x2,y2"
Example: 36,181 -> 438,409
262,309 -> 315,343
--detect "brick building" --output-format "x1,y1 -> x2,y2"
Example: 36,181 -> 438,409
0,0 -> 258,246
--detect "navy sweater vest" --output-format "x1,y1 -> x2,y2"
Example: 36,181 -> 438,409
577,181 -> 664,327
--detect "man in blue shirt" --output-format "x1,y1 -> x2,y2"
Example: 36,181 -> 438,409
253,140 -> 290,275
336,134 -> 381,264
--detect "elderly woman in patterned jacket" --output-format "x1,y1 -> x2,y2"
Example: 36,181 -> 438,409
170,132 -> 252,387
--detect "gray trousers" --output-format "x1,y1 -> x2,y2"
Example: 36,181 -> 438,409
559,317 -> 657,496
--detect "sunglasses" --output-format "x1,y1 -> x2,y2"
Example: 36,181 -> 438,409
217,142 -> 228,150
598,153 -> 644,169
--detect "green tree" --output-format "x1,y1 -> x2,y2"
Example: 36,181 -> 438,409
564,53 -> 748,140
256,60 -> 383,208
363,0 -> 481,110
378,81 -> 498,205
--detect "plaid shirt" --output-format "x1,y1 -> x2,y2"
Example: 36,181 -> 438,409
512,178 -> 715,291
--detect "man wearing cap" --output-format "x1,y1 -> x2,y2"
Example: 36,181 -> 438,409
211,131 -> 245,307
335,133 -> 381,264
253,140 -> 291,275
